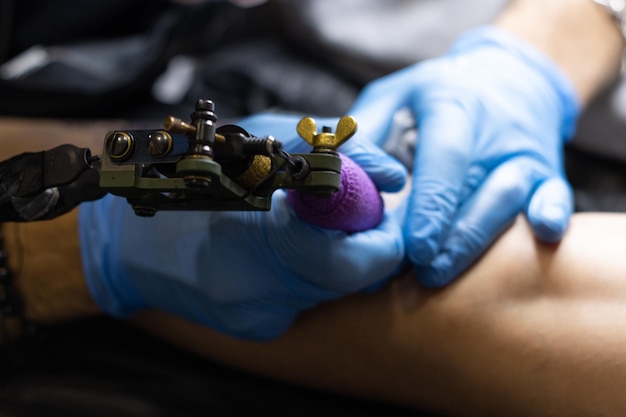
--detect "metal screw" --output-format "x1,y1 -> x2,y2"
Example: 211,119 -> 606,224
147,130 -> 173,158
196,99 -> 215,112
106,131 -> 133,160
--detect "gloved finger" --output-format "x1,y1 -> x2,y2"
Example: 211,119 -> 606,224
405,98 -> 476,266
414,157 -> 541,287
339,140 -> 408,193
271,192 -> 405,293
348,68 -> 415,146
325,210 -> 406,292
526,176 -> 573,243
361,196 -> 412,293
457,163 -> 489,203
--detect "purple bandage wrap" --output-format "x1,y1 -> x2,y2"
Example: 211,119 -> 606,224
287,153 -> 383,233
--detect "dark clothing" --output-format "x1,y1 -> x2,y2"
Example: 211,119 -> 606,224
0,317 -> 435,417
0,0 -> 359,119
0,0 -> 508,119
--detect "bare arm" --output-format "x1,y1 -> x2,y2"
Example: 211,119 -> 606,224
0,118 -> 112,330
132,213 -> 626,417
496,0 -> 624,104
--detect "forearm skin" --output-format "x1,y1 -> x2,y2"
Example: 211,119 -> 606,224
496,0 -> 624,104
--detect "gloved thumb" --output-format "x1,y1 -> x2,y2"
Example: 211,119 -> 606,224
526,176 -> 573,243
340,139 -> 408,193
348,67 -> 416,148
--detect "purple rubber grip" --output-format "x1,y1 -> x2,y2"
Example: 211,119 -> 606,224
286,153 -> 384,233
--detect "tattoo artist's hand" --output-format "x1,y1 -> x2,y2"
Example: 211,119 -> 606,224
79,114 -> 407,341
349,26 -> 581,286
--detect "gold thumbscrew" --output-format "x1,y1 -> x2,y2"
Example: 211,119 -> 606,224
296,116 -> 358,152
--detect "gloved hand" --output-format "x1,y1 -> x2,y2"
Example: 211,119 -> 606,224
79,113 -> 407,341
349,26 -> 581,287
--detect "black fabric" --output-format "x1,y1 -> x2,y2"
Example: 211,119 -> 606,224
0,317 -> 436,417
0,1 -> 285,118
5,0 -> 169,60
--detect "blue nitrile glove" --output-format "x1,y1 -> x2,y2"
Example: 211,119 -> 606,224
349,26 -> 581,287
79,113 -> 407,341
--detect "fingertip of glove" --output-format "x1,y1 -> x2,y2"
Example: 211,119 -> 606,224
414,245 -> 473,287
528,209 -> 569,243
353,153 -> 408,193
375,165 -> 408,193
362,276 -> 393,293
404,217 -> 441,265
527,177 -> 573,243
527,198 -> 571,243
406,246 -> 432,268
414,263 -> 454,288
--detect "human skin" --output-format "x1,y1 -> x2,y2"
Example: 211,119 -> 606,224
496,0 -> 623,105
3,117 -> 626,416
131,212 -> 626,417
